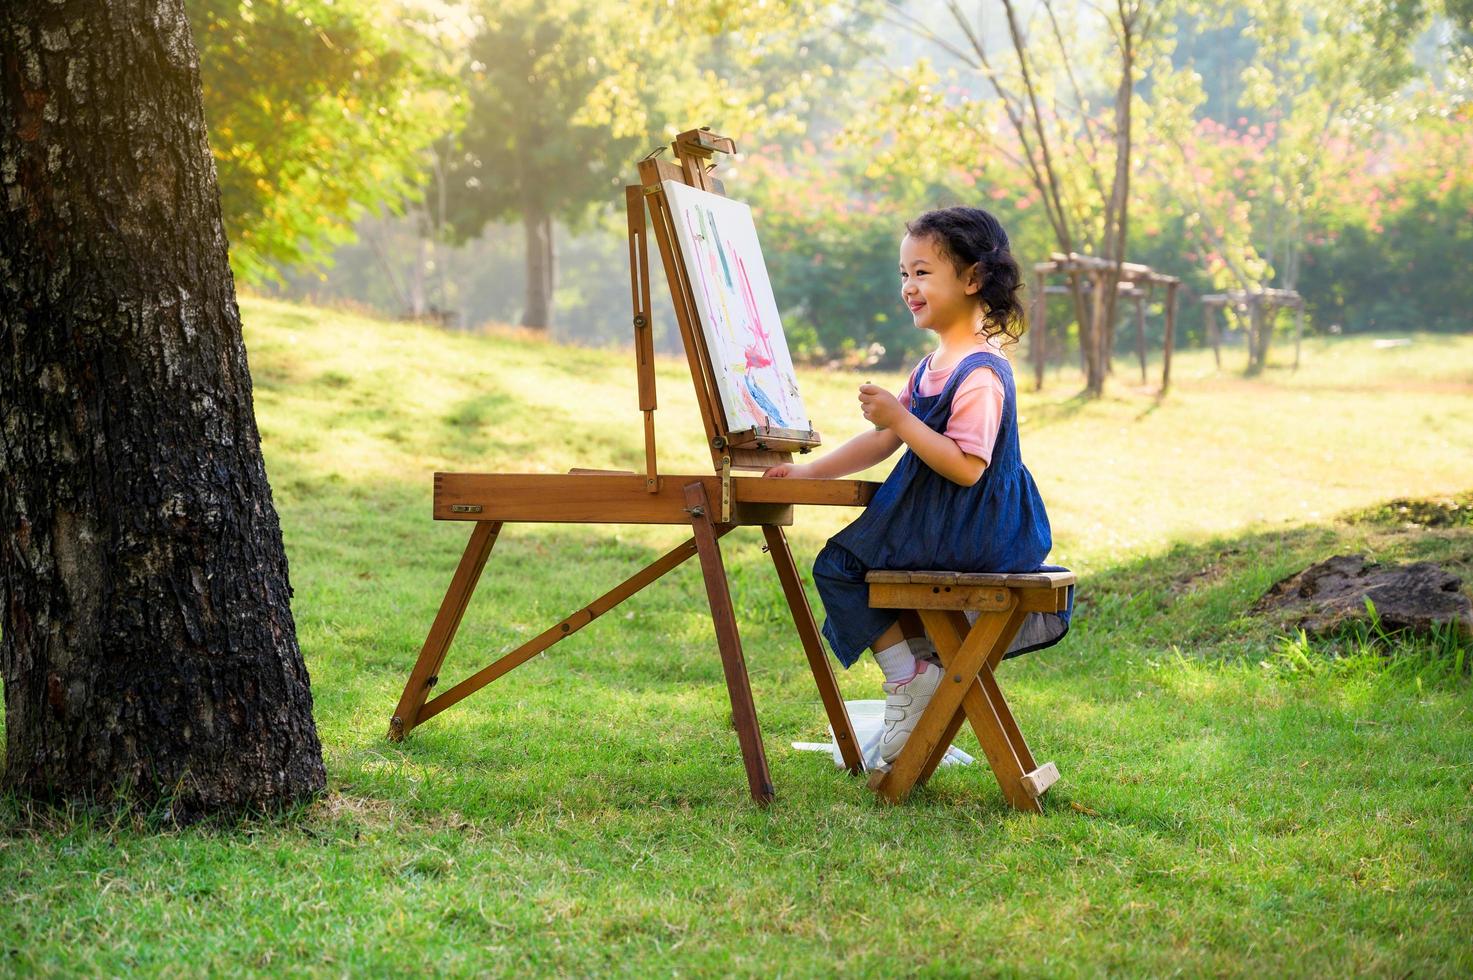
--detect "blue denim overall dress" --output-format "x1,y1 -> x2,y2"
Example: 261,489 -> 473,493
813,350 -> 1071,667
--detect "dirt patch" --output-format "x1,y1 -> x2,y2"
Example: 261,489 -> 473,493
1170,548 -> 1241,595
1252,553 -> 1472,638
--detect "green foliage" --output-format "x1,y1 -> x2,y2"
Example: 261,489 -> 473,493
443,0 -> 655,241
189,0 -> 456,284
1151,0 -> 1434,295
438,0 -> 875,328
738,144 -> 936,367
1299,108 -> 1473,331
445,0 -> 871,238
1266,612 -> 1470,686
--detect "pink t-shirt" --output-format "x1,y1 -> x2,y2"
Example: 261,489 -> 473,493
897,349 -> 1006,463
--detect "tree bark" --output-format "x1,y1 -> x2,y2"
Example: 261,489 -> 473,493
0,0 -> 326,818
521,205 -> 554,330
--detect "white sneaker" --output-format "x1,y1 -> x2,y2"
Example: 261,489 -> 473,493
877,663 -> 943,764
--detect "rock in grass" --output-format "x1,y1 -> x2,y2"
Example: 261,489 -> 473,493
1253,554 -> 1473,637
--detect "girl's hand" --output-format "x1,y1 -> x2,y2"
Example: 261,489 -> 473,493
763,461 -> 812,478
858,383 -> 905,430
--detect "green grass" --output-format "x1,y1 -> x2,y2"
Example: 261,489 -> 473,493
2,297 -> 1470,975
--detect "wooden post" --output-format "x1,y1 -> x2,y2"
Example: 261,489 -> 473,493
1161,281 -> 1179,394
1248,301 -> 1264,374
1209,304 -> 1222,368
684,481 -> 774,805
626,185 -> 659,492
1134,292 -> 1148,384
1294,304 -> 1305,370
1074,273 -> 1088,375
1033,268 -> 1047,392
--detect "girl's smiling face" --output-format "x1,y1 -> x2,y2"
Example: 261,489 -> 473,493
899,233 -> 980,335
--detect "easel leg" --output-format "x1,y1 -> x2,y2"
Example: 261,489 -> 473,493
761,524 -> 864,774
388,521 -> 501,741
684,482 -> 774,805
963,610 -> 1040,775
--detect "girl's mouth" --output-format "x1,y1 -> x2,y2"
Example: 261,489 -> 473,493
908,301 -> 926,313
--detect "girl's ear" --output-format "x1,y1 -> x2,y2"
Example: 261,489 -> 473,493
965,262 -> 983,295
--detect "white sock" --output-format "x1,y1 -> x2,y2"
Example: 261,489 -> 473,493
871,640 -> 919,684
908,635 -> 940,666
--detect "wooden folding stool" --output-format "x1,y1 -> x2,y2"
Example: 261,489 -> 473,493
863,569 -> 1075,811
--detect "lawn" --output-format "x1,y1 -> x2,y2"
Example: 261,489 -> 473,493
2,297 -> 1470,975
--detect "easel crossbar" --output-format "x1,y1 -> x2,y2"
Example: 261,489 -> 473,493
416,524 -> 735,726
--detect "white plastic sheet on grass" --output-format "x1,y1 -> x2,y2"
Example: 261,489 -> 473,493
792,700 -> 975,770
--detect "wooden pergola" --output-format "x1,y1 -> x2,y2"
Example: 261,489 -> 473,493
1200,288 -> 1306,373
1031,252 -> 1182,392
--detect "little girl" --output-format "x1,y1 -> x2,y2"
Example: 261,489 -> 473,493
765,206 -> 1069,763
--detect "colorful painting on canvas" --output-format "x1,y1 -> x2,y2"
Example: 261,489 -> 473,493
662,180 -> 811,435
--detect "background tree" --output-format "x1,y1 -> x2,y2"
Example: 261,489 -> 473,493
868,0 -> 1183,396
0,0 -> 326,817
1298,101 -> 1473,332
444,0 -> 659,329
445,0 -> 871,330
1151,0 -> 1431,372
188,0 -> 456,284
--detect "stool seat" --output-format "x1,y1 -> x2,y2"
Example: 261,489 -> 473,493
864,568 -> 1073,811
866,569 -> 1076,589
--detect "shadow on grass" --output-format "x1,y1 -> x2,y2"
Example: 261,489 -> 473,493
1017,389 -> 1096,430
268,463 -> 1471,821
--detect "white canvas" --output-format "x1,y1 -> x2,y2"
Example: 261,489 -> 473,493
663,180 -> 811,434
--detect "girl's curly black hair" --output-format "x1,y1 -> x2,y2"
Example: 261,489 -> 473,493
905,206 -> 1026,346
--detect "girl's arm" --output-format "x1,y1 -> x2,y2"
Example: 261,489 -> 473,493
763,427 -> 901,479
859,383 -> 986,487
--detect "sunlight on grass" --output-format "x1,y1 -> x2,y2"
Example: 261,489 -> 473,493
2,296 -> 1467,975
244,296 -> 1473,574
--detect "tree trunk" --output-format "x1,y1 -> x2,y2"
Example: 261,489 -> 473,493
522,206 -> 554,330
0,0 -> 326,818
1089,24 -> 1136,398
408,236 -> 428,319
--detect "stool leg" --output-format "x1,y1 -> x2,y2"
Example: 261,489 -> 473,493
913,611 -> 970,786
872,604 -> 1015,803
961,609 -> 1040,774
979,666 -> 1038,774
916,706 -> 968,787
937,609 -> 1042,813
960,682 -> 1041,813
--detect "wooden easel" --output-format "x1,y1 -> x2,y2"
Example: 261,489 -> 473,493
388,128 -> 875,804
